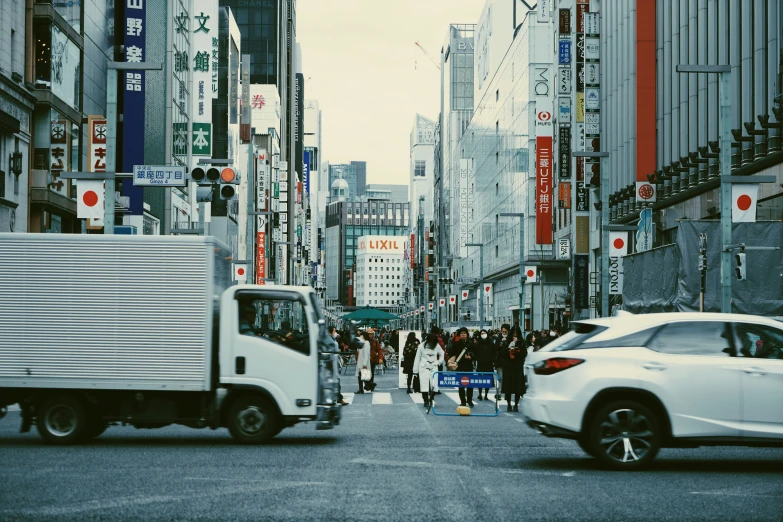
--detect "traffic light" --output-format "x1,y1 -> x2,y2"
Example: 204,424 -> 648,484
438,277 -> 455,284
735,252 -> 746,281
219,167 -> 239,200
191,166 -> 206,183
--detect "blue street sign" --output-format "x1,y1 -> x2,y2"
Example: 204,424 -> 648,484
436,372 -> 495,389
559,40 -> 571,65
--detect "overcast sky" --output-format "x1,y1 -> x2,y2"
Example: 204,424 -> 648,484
296,0 -> 485,187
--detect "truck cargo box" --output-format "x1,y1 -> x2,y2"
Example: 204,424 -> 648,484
0,234 -> 231,391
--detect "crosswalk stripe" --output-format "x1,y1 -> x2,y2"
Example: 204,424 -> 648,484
342,393 -> 355,404
409,393 -> 424,404
371,392 -> 393,405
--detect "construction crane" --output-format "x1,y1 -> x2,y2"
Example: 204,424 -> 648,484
415,41 -> 440,70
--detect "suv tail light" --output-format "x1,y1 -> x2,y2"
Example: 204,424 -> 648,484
533,357 -> 585,375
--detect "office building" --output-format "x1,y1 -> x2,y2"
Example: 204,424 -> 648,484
354,235 -> 408,308
325,199 -> 410,307
366,184 -> 408,203
328,161 -> 367,199
0,0 -> 34,233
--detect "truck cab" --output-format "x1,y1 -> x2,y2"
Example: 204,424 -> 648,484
218,285 -> 341,442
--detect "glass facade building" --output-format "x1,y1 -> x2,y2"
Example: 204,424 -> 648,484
220,0 -> 279,85
452,13 -> 564,329
325,200 -> 410,306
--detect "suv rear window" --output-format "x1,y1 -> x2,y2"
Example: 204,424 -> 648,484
541,323 -> 608,352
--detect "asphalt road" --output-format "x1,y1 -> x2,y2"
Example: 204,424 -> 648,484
1,372 -> 782,521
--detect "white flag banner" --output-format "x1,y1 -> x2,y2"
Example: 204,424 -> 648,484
234,264 -> 248,281
525,266 -> 538,284
460,289 -> 469,302
482,282 -> 494,304
609,232 -> 629,257
438,298 -> 446,307
732,184 -> 758,223
77,180 -> 104,220
449,295 -> 457,305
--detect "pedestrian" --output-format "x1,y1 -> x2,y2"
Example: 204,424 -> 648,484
474,329 -> 496,400
326,326 -> 349,406
448,327 -> 475,407
413,333 -> 444,411
355,331 -> 372,394
494,323 -> 511,399
401,332 -> 420,393
499,327 -> 526,412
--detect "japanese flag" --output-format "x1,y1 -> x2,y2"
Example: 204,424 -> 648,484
234,264 -> 248,281
439,298 -> 446,307
483,283 -> 494,304
449,295 -> 457,305
609,232 -> 629,257
428,302 -> 434,310
524,266 -> 538,284
461,289 -> 469,301
77,180 -> 104,220
732,184 -> 758,223
420,306 -> 425,313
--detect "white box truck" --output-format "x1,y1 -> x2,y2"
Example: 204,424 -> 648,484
0,234 -> 341,444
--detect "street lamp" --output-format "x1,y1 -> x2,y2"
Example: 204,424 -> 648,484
465,243 -> 484,327
573,151 -> 610,318
499,212 -> 525,323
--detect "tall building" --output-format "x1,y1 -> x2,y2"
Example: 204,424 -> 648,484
0,0 -> 34,233
325,199 -> 410,307
435,23 -> 475,322
549,1 -> 783,316
350,160 -> 367,197
354,235 -> 408,309
450,4 -> 561,329
410,114 -> 436,225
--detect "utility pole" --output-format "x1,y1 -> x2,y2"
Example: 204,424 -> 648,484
466,243 -> 484,327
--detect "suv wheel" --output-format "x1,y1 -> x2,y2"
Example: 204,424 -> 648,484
588,400 -> 660,470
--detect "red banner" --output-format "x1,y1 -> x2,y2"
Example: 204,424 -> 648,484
536,136 -> 554,244
256,232 -> 266,284
410,234 -> 415,269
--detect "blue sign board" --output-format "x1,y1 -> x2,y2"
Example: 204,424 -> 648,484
559,40 -> 571,65
122,0 -> 146,215
436,372 -> 495,389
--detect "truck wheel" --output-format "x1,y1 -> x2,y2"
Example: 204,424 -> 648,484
36,396 -> 87,445
227,397 -> 280,444
588,400 -> 661,471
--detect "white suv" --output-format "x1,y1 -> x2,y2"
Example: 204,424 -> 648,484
522,312 -> 783,470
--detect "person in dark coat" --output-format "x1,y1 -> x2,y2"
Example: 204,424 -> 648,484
401,332 -> 420,393
448,328 -> 475,407
473,329 -> 495,400
498,326 -> 526,412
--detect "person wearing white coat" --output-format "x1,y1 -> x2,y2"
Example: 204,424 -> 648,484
413,333 -> 445,409
355,331 -> 372,393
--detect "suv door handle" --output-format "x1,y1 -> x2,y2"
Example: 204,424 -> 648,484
743,366 -> 767,376
642,362 -> 667,371
235,356 -> 246,375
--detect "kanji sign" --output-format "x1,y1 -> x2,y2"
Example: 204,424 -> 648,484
436,372 -> 495,389
192,122 -> 211,155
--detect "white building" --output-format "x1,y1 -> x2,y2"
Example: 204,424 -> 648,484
410,114 -> 436,226
354,235 -> 408,309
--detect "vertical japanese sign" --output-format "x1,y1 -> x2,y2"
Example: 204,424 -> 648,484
86,116 -> 107,227
123,0 -> 145,172
49,119 -> 68,197
535,103 -> 554,245
256,149 -> 267,211
558,126 -> 571,179
256,231 -> 266,284
191,0 -> 215,156
459,159 -> 469,256
303,151 -> 310,195
410,234 -> 415,269
573,254 -> 590,309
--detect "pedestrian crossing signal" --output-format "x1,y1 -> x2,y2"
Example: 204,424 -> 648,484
735,252 -> 746,281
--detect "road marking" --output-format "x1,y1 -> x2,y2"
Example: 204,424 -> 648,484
371,392 -> 392,404
690,490 -> 776,498
341,393 -> 355,404
409,393 -> 424,404
351,458 -> 577,477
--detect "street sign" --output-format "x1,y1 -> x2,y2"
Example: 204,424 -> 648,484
436,372 -> 495,389
133,165 -> 187,186
456,277 -> 478,284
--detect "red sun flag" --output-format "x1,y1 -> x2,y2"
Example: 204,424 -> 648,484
524,266 -> 538,284
732,184 -> 758,223
234,264 -> 248,281
609,232 -> 629,257
76,180 -> 104,220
